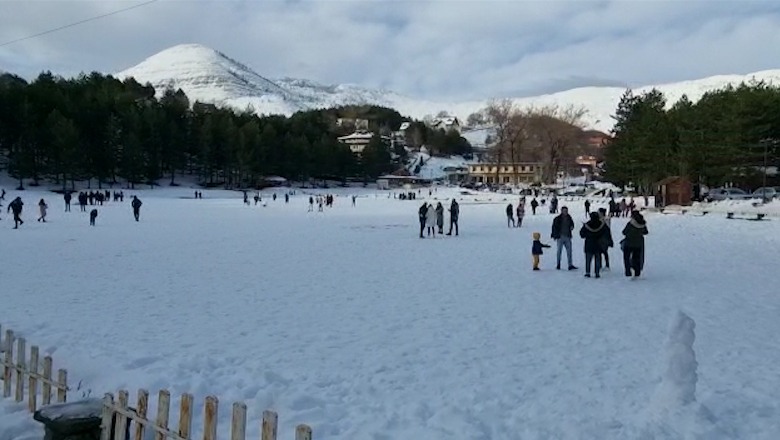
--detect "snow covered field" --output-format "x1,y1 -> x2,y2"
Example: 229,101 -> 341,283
1,186 -> 779,439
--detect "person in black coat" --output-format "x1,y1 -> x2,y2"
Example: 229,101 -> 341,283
447,199 -> 459,236
131,196 -> 142,221
418,202 -> 428,238
7,197 -> 24,229
579,211 -> 610,278
622,210 -> 649,278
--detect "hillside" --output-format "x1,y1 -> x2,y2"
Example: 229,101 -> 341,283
115,44 -> 780,132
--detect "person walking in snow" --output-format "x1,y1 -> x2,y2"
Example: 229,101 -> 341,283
37,198 -> 48,222
580,211 -> 610,278
8,197 -> 24,228
426,203 -> 437,237
89,209 -> 98,226
530,198 -> 539,215
622,210 -> 648,279
351,195 -> 356,207
551,206 -> 577,270
516,201 -> 526,228
584,199 -> 591,216
131,196 -> 142,221
447,199 -> 459,236
531,231 -> 551,271
308,196 -> 314,212
285,193 -> 290,203
435,202 -> 444,234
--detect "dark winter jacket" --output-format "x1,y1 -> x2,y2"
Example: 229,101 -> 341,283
450,201 -> 459,221
579,218 -> 609,254
622,217 -> 648,249
418,204 -> 428,223
551,214 -> 574,239
8,198 -> 23,215
435,204 -> 444,226
506,204 -> 513,216
532,240 -> 551,255
131,198 -> 142,210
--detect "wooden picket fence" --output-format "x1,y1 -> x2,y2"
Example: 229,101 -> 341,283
0,323 -> 69,412
101,389 -> 313,440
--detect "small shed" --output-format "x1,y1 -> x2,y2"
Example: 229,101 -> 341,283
656,176 -> 692,207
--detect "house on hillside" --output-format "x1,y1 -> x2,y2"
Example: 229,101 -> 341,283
337,131 -> 390,155
431,116 -> 462,133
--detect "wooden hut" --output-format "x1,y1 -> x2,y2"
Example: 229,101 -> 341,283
656,176 -> 692,207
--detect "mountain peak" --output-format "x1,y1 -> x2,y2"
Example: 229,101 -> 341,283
116,45 -> 780,132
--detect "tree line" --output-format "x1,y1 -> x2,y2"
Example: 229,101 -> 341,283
0,71 -> 473,190
604,81 -> 780,192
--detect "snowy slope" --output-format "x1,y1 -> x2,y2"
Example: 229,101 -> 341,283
1,186 -> 779,440
114,44 -> 780,132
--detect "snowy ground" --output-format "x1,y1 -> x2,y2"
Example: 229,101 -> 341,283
1,185 -> 779,440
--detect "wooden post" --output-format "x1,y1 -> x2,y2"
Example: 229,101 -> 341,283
203,396 -> 218,440
42,356 -> 53,405
99,393 -> 115,440
28,346 -> 39,412
154,390 -> 170,440
15,337 -> 26,402
57,369 -> 67,402
295,425 -> 312,440
116,390 -> 129,440
134,389 -> 148,440
230,402 -> 247,440
2,330 -> 11,398
261,410 -> 278,440
178,393 -> 193,439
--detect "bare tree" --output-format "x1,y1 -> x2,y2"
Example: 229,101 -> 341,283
526,105 -> 587,183
484,99 -> 516,185
466,111 -> 487,128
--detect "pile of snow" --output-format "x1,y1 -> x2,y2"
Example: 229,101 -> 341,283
1,185 -> 779,439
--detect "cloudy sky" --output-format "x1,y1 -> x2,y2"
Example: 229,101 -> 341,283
1,0 -> 779,101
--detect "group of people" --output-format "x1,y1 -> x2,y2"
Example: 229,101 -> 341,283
418,199 -> 459,237
532,205 -> 648,278
2,190 -> 144,228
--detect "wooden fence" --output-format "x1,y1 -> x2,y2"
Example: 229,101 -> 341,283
0,323 -> 69,412
101,389 -> 313,440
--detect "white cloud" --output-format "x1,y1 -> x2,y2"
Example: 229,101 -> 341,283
1,0 -> 779,100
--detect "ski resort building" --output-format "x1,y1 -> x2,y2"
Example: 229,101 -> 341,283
337,131 -> 390,155
467,162 -> 544,184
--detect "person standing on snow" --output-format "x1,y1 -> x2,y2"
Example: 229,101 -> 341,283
426,203 -> 437,237
622,210 -> 648,279
516,201 -> 526,228
446,199 -> 459,236
435,202 -> 444,234
597,208 -> 613,270
418,202 -> 428,238
131,196 -> 142,221
551,206 -> 577,270
579,211 -> 610,278
506,203 -> 515,228
530,198 -> 539,215
64,192 -> 72,212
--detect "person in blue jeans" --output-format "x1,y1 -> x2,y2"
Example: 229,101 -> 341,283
551,206 -> 578,270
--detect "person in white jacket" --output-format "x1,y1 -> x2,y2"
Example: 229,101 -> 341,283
37,198 -> 48,222
426,203 -> 437,237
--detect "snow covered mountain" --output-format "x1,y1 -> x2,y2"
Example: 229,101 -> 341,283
116,44 -> 780,132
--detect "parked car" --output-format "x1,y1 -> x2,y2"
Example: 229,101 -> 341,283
751,187 -> 780,200
705,187 -> 751,202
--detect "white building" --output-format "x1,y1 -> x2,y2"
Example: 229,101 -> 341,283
431,116 -> 462,133
337,131 -> 391,155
